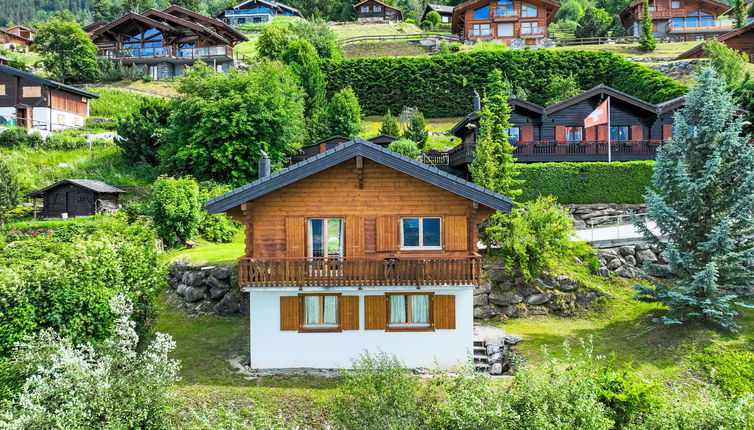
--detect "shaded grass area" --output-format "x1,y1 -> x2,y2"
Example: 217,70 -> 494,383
102,80 -> 179,97
552,41 -> 701,60
344,41 -> 430,59
161,229 -> 246,265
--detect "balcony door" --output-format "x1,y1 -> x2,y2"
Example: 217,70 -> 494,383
309,218 -> 344,277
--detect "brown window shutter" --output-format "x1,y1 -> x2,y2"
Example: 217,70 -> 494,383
555,125 -> 565,142
597,125 -> 608,141
631,125 -> 643,141
663,123 -> 673,140
434,295 -> 456,329
585,126 -> 595,141
443,216 -> 468,251
375,216 -> 398,252
280,296 -> 300,331
285,217 -> 305,258
364,295 -> 387,330
340,296 -> 359,330
345,216 -> 365,258
520,125 -> 534,141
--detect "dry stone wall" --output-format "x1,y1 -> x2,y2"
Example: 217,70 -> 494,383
564,203 -> 646,228
166,261 -> 247,316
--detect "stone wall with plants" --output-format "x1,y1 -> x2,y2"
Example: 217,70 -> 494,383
166,261 -> 247,316
565,203 -> 646,228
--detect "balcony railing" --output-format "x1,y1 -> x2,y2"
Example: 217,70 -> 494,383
449,141 -> 663,165
101,45 -> 234,60
666,19 -> 734,33
224,8 -> 271,16
494,9 -> 519,19
238,256 -> 482,288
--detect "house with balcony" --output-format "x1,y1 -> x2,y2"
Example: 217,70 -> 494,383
0,25 -> 34,51
446,85 -> 684,178
451,0 -> 560,45
677,20 -> 754,61
619,0 -> 732,40
421,4 -> 455,24
205,138 -> 512,369
219,0 -> 303,26
355,0 -> 404,22
89,6 -> 248,79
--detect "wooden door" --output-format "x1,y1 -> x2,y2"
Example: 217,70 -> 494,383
66,191 -> 76,218
15,107 -> 31,129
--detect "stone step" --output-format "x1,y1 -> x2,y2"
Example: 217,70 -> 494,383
474,362 -> 489,369
473,346 -> 486,352
473,341 -> 485,347
473,354 -> 488,361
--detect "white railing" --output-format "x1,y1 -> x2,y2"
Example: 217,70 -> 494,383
581,213 -> 649,242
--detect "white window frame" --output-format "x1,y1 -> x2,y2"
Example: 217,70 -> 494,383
400,217 -> 442,250
521,3 -> 537,17
671,0 -> 681,8
308,218 -> 344,258
520,21 -> 540,35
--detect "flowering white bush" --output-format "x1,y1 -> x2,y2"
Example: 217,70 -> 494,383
0,295 -> 180,429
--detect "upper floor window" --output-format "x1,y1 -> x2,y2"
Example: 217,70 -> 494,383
610,126 -> 629,141
386,10 -> 394,15
495,0 -> 517,16
401,217 -> 441,250
388,293 -> 431,329
302,294 -> 339,329
374,5 -> 381,12
507,126 -> 521,143
521,3 -> 537,17
362,6 -> 369,12
520,21 -> 540,34
473,4 -> 490,19
671,0 -> 681,8
309,218 -> 343,258
565,126 -> 583,141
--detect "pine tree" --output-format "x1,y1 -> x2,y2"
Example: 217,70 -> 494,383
379,109 -> 401,137
733,0 -> 746,28
402,109 -> 429,151
634,67 -> 754,331
609,15 -> 626,37
639,0 -> 657,52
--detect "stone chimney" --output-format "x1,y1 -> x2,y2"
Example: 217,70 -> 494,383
258,149 -> 270,179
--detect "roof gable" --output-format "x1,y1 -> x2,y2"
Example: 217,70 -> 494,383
161,5 -> 248,43
232,0 -> 303,15
545,85 -> 660,115
0,65 -> 98,99
206,138 -> 513,215
27,179 -> 125,197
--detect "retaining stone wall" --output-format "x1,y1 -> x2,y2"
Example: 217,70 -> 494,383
166,261 -> 247,316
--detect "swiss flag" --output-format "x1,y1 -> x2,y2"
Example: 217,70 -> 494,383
584,99 -> 609,128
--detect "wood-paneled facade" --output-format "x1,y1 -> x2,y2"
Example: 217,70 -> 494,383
219,0 -> 303,26
27,179 -> 125,219
355,0 -> 404,22
677,21 -> 754,61
619,0 -> 732,38
451,0 -> 560,44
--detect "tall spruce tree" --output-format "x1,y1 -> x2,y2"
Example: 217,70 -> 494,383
634,67 -> 754,331
379,109 -> 401,137
639,0 -> 657,51
733,0 -> 747,28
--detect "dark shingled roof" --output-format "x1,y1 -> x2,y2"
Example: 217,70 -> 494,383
27,179 -> 126,197
0,65 -> 99,99
206,138 -> 513,215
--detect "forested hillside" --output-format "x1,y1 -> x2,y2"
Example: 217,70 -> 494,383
0,0 -> 92,27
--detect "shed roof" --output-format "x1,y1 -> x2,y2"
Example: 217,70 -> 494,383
426,3 -> 454,13
0,65 -> 99,99
27,179 -> 126,197
206,138 -> 513,215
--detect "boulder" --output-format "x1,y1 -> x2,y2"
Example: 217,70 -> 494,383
576,290 -> 598,306
504,306 -> 527,318
636,249 -> 658,263
210,285 -> 231,300
488,352 -> 503,363
178,284 -> 207,302
596,267 -> 611,277
181,270 -> 206,286
475,282 -> 492,295
489,292 -> 523,306
528,306 -> 549,316
212,266 -> 233,280
515,278 -> 539,297
557,276 -> 580,291
215,291 -> 243,316
615,265 -> 636,278
607,258 -> 623,270
526,293 -> 554,305
624,255 -> 637,266
503,334 -> 522,345
205,275 -> 222,289
474,304 -> 499,319
473,294 -> 489,306
489,362 -> 504,375
619,245 -> 636,256
486,344 -> 501,355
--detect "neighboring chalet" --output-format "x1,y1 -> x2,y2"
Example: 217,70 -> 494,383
446,85 -> 684,177
421,4 -> 454,24
451,0 -> 559,44
0,64 -> 98,131
292,134 -> 399,163
0,26 -> 35,51
206,138 -> 512,369
219,0 -> 303,26
355,0 -> 404,22
89,6 -> 248,79
619,0 -> 733,40
677,20 -> 754,61
27,179 -> 125,219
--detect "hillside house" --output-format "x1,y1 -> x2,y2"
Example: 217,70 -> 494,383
219,0 -> 303,26
619,0 -> 733,40
0,64 -> 98,131
421,4 -> 454,24
0,26 -> 34,51
205,138 -> 512,369
446,85 -> 684,177
355,0 -> 404,22
89,5 -> 248,79
676,20 -> 754,61
27,179 -> 125,219
451,0 -> 560,45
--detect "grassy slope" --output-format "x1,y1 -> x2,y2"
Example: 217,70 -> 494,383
552,41 -> 701,60
161,229 -> 246,265
331,22 -> 423,39
344,41 -> 430,59
361,115 -> 463,149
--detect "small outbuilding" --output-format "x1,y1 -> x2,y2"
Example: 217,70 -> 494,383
27,179 -> 126,219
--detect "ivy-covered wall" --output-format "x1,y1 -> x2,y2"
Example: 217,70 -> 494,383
323,51 -> 687,117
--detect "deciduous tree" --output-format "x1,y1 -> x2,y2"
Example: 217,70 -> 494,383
0,157 -> 19,224
323,87 -> 362,139
32,13 -> 98,83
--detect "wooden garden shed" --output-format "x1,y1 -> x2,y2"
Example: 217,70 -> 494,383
27,179 -> 125,219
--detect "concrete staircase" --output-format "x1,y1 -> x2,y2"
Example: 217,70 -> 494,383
473,340 -> 489,372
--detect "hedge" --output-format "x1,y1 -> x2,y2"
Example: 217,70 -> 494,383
518,161 -> 654,204
322,50 -> 687,117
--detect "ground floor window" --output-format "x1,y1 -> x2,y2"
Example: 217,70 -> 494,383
470,24 -> 492,37
507,126 -> 520,142
302,294 -> 339,330
388,293 -> 432,329
520,21 -> 540,35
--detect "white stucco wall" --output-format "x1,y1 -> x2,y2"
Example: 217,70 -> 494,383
248,286 -> 474,370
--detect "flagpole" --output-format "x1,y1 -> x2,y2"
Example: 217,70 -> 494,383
607,97 -> 612,163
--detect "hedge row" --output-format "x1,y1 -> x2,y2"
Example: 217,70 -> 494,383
322,50 -> 687,117
518,161 -> 654,204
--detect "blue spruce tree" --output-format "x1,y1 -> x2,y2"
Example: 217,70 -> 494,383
634,67 -> 754,331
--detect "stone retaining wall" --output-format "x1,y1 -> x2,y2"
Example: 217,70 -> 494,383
595,243 -> 666,278
166,261 -> 247,316
564,203 -> 646,229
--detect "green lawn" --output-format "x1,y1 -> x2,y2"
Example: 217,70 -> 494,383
331,22 -> 423,40
161,229 -> 246,265
552,41 -> 702,60
344,41 -> 430,58
360,115 -> 463,149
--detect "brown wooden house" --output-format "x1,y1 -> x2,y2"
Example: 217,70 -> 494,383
205,138 -> 512,370
676,20 -> 754,61
0,27 -> 33,51
421,4 -> 455,24
619,0 -> 733,39
451,0 -> 560,45
27,179 -> 125,219
355,0 -> 403,22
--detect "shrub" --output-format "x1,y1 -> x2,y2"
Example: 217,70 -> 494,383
424,11 -> 442,28
90,88 -> 152,120
598,363 -> 661,426
322,51 -> 686,117
150,176 -> 202,248
0,295 -> 179,428
696,346 -> 754,397
198,182 -> 241,243
116,96 -> 171,165
39,133 -> 88,150
0,158 -> 20,224
517,161 -> 654,204
387,138 -> 421,159
402,108 -> 428,150
703,39 -> 749,85
0,127 -> 43,148
575,6 -> 612,38
288,19 -> 342,60
450,42 -> 462,52
256,25 -> 294,60
379,109 -> 401,137
323,87 -> 362,139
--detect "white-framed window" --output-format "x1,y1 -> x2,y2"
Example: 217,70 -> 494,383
507,126 -> 520,142
401,217 -> 441,250
521,3 -> 537,17
388,293 -> 432,329
442,15 -> 450,22
302,294 -> 339,329
610,126 -> 629,141
671,0 -> 681,8
520,21 -> 540,35
471,23 -> 492,36
565,126 -> 583,141
309,218 -> 344,258
498,22 -> 514,36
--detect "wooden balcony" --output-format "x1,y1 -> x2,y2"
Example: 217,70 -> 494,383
238,256 -> 482,288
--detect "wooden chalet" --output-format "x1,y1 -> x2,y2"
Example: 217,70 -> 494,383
0,64 -> 99,131
677,20 -> 754,61
421,4 -> 454,24
445,85 -> 684,177
219,0 -> 303,26
619,0 -> 733,40
355,0 -> 403,22
0,26 -> 33,51
27,179 -> 125,219
89,5 -> 248,79
205,138 -> 512,369
451,0 -> 560,45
